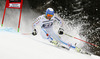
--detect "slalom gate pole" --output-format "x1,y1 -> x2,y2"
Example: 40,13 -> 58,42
1,2 -> 7,27
22,33 -> 32,35
1,0 -> 23,32
64,33 -> 99,48
18,8 -> 22,32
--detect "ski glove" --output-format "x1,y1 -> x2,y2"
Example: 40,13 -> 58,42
32,29 -> 37,36
58,28 -> 64,35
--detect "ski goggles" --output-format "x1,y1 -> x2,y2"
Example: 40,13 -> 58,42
47,14 -> 53,17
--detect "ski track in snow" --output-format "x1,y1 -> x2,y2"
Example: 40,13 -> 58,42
0,31 -> 100,59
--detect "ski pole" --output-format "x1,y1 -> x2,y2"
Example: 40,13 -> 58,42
64,33 -> 99,48
22,33 -> 32,35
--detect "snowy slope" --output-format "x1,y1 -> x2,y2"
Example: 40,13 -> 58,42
0,28 -> 100,59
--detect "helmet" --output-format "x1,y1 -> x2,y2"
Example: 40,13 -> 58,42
46,8 -> 54,16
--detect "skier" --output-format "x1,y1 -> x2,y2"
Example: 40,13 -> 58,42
32,8 -> 64,46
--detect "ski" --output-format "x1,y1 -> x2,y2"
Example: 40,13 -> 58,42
60,45 -> 70,50
23,33 -> 92,56
50,41 -> 70,50
79,50 -> 92,56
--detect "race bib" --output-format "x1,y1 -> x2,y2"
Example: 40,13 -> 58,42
42,22 -> 53,28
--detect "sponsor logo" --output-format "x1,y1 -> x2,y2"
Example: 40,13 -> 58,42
9,3 -> 20,7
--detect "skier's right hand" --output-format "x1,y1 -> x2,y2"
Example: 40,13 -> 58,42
32,29 -> 37,36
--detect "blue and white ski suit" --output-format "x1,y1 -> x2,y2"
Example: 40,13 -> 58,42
33,14 -> 63,42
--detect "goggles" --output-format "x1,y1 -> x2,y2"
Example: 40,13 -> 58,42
47,14 -> 53,17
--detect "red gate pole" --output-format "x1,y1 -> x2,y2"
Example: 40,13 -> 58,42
1,0 -> 23,32
1,1 -> 7,27
18,8 -> 22,32
18,0 -> 23,32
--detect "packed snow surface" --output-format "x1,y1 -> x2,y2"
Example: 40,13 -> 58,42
0,28 -> 100,59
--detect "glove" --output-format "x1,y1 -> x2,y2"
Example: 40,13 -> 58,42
58,28 -> 64,35
32,29 -> 37,36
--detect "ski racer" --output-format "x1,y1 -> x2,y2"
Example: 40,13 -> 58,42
32,8 -> 64,46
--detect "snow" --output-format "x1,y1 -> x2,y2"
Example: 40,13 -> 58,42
0,28 -> 100,59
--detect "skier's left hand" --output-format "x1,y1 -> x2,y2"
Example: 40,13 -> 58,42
58,28 -> 64,35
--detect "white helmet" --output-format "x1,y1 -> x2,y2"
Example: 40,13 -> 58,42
46,8 -> 54,16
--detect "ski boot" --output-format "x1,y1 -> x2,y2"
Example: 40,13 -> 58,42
75,47 -> 81,52
50,40 -> 59,46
